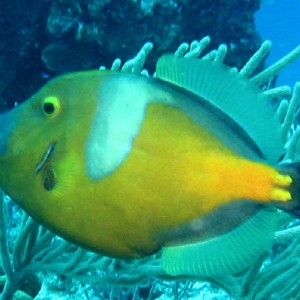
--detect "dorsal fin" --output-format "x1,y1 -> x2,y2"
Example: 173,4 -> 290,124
156,55 -> 284,162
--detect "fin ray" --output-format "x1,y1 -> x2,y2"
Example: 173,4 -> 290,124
156,56 -> 284,162
161,207 -> 277,277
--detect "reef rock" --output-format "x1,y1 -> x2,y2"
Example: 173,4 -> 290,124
0,0 -> 262,111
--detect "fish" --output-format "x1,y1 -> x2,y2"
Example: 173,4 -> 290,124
0,53 -> 299,278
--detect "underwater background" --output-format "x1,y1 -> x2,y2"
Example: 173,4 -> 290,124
255,0 -> 300,87
0,0 -> 300,299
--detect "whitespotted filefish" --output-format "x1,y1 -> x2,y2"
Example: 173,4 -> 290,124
0,52 -> 299,278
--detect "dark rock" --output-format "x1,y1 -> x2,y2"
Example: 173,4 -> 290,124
0,0 -> 262,111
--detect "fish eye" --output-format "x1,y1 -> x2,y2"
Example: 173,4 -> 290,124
42,96 -> 61,117
42,167 -> 57,191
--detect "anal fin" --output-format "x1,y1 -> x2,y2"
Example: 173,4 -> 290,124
161,203 -> 278,278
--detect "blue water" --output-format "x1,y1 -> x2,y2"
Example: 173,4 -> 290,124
255,0 -> 300,88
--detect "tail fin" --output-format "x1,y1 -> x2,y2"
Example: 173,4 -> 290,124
274,163 -> 300,217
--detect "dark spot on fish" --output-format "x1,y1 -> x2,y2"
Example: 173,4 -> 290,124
42,167 -> 56,191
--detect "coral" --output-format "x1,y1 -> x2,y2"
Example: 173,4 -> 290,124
43,0 -> 261,72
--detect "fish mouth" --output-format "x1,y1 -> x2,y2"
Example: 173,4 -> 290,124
35,143 -> 56,173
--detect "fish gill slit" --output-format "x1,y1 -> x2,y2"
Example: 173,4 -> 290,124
35,143 -> 56,173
